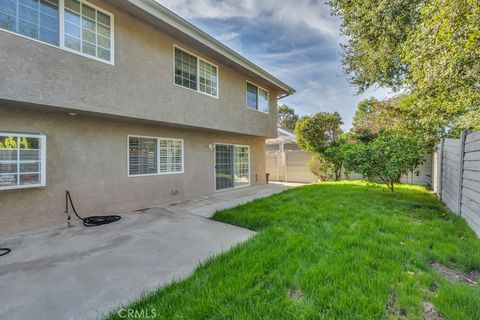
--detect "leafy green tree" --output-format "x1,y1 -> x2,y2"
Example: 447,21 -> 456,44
329,0 -> 479,137
402,0 -> 480,132
328,0 -> 424,92
294,112 -> 343,153
308,153 -> 336,181
342,131 -> 424,191
351,96 -> 438,151
295,112 -> 344,180
277,104 -> 299,131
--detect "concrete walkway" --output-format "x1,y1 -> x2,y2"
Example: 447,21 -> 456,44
0,182 -> 300,320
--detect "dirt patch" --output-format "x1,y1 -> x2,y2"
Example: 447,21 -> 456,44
423,302 -> 444,320
386,290 -> 407,317
287,287 -> 304,301
430,261 -> 479,285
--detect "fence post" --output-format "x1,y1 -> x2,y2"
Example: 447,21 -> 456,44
456,131 -> 467,215
284,151 -> 288,182
438,139 -> 444,199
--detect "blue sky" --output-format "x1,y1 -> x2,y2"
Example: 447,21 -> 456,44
158,0 -> 391,130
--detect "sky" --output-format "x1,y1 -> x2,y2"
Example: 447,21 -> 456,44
157,0 -> 391,130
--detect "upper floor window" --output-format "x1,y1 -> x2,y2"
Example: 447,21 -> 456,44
0,0 -> 113,63
174,46 -> 218,97
246,81 -> 269,113
0,132 -> 46,190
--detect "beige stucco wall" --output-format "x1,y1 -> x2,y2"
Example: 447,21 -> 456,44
0,0 -> 278,138
0,106 -> 266,235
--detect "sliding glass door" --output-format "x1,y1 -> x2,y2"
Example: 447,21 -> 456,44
215,144 -> 250,190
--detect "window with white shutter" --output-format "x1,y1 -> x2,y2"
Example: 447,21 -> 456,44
128,136 -> 183,176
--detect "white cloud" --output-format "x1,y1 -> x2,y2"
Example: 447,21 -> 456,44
157,0 -> 340,38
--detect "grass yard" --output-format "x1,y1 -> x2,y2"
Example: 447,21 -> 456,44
108,181 -> 480,319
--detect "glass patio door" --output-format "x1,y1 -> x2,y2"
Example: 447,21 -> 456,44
215,144 -> 250,190
215,144 -> 234,190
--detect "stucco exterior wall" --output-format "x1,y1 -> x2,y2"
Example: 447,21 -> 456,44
0,0 -> 278,138
0,106 -> 267,235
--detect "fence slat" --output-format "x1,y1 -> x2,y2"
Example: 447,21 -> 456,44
465,131 -> 480,143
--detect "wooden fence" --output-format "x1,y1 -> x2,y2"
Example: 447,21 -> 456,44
432,131 -> 480,236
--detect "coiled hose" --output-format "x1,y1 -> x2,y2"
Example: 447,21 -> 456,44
65,191 -> 121,227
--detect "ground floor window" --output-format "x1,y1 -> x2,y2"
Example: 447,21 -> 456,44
0,132 -> 46,190
128,136 -> 183,176
215,144 -> 250,190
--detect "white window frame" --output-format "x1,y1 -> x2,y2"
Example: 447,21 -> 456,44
0,132 -> 46,191
127,135 -> 184,177
213,143 -> 250,192
0,0 -> 115,65
173,45 -> 219,99
246,81 -> 270,114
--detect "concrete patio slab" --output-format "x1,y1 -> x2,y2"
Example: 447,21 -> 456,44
0,182 -> 301,320
168,182 -> 304,218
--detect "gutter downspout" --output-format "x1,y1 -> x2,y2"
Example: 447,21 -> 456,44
277,90 -> 295,101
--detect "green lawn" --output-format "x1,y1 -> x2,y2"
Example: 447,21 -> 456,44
108,181 -> 480,319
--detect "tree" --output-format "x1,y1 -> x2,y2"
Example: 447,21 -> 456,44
294,112 -> 343,153
342,130 -> 424,191
328,0 -> 480,137
295,112 -> 344,180
328,0 -> 424,92
351,96 -> 438,151
277,105 -> 299,131
402,0 -> 480,133
308,153 -> 336,181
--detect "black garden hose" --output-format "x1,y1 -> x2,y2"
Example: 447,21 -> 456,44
0,248 -> 11,257
65,191 -> 121,227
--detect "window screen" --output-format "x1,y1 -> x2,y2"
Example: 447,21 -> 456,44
128,137 -> 157,175
0,0 -> 60,45
64,0 -> 112,61
199,59 -> 217,96
246,82 -> 258,109
174,47 -> 198,90
159,139 -> 183,173
246,82 -> 269,113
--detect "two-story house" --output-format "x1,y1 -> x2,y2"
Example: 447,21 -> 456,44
0,0 -> 295,234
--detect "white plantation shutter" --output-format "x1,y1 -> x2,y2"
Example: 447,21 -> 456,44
159,139 -> 183,173
128,137 -> 157,175
129,136 -> 183,176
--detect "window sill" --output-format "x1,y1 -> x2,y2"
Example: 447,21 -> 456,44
246,106 -> 269,114
128,171 -> 184,178
0,184 -> 46,191
0,28 -> 114,66
173,82 -> 219,99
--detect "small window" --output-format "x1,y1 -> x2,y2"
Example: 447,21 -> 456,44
0,133 -> 46,190
128,136 -> 183,176
174,46 -> 218,97
246,82 -> 269,113
199,59 -> 217,96
64,0 -> 112,61
174,48 -> 197,90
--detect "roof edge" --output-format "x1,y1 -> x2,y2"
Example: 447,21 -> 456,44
128,0 -> 296,95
